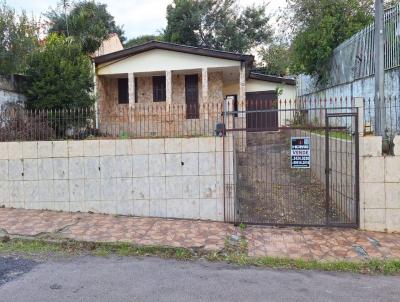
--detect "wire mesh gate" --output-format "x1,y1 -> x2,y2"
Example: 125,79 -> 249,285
223,102 -> 359,227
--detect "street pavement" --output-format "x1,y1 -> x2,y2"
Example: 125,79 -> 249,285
0,256 -> 399,302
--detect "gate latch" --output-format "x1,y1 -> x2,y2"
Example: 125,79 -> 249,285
325,168 -> 332,174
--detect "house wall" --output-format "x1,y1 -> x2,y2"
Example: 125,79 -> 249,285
0,137 -> 233,222
223,79 -> 296,101
224,79 -> 297,127
97,49 -> 241,75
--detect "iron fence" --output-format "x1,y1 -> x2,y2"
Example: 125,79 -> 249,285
0,102 -> 224,141
223,100 -> 359,226
1,97 -> 400,142
297,4 -> 400,96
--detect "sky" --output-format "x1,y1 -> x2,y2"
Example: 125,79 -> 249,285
6,0 -> 285,40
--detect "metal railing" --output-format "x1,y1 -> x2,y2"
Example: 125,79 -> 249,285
0,102 -> 224,142
331,4 -> 399,83
1,97 -> 400,142
297,3 -> 400,96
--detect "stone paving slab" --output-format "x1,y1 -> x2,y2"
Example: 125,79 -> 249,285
0,208 -> 400,261
245,226 -> 400,260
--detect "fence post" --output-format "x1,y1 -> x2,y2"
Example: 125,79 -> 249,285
354,97 -> 364,137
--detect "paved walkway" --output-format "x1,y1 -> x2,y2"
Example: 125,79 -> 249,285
1,208 -> 399,261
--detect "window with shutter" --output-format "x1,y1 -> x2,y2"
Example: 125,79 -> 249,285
152,76 -> 166,102
118,78 -> 129,104
135,78 -> 139,103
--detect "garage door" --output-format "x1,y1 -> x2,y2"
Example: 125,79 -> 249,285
246,91 -> 278,132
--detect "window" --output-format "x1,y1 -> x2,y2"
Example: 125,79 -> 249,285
118,78 -> 129,104
152,76 -> 166,102
135,78 -> 139,103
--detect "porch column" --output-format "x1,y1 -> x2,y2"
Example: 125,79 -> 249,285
166,70 -> 172,105
238,63 -> 247,149
128,73 -> 135,105
239,63 -> 246,110
202,68 -> 208,103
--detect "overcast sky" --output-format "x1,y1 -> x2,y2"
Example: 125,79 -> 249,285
6,0 -> 285,39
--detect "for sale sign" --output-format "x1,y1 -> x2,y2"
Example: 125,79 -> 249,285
291,137 -> 311,169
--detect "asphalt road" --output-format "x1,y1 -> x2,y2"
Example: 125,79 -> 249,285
0,256 -> 399,302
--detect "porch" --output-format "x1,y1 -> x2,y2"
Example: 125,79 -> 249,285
95,66 -> 246,137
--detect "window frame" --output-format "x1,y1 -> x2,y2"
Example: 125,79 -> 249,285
152,76 -> 166,102
117,78 -> 129,104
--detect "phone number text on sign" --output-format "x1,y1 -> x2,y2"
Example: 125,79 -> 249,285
291,137 -> 311,169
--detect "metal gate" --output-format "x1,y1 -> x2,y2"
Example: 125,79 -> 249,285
224,102 -> 359,227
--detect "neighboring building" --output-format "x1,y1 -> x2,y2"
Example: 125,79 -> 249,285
93,41 -> 296,134
91,33 -> 124,58
0,75 -> 26,106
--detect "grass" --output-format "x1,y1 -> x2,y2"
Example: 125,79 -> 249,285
312,130 -> 352,141
1,238 -> 400,275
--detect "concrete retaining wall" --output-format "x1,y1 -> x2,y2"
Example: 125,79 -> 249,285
0,137 -> 231,221
360,136 -> 400,232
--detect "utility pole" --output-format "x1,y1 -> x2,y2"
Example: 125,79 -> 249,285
374,0 -> 385,136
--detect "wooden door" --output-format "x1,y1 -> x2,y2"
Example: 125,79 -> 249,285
246,91 -> 278,131
185,74 -> 199,119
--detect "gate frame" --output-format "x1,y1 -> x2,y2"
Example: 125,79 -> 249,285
223,104 -> 361,228
325,109 -> 360,228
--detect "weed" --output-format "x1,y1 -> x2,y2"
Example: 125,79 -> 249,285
1,239 -> 399,275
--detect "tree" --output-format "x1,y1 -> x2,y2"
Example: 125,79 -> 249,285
46,0 -> 125,54
164,0 -> 272,53
385,0 -> 400,8
259,43 -> 291,77
24,34 -> 94,110
0,1 -> 39,75
287,0 -> 374,82
125,35 -> 163,48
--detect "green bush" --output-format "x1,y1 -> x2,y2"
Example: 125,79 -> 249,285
24,33 -> 94,110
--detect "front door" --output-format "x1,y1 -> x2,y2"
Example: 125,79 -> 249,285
185,74 -> 199,119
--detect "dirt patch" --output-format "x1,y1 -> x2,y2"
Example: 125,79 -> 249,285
235,131 -> 333,225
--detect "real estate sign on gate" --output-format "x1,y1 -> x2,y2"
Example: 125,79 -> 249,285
291,137 -> 311,168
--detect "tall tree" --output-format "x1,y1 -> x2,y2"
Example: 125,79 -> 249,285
46,0 -> 125,54
287,0 -> 374,82
24,34 -> 94,110
258,42 -> 291,77
385,0 -> 400,8
0,1 -> 38,75
125,34 -> 163,48
164,0 -> 272,53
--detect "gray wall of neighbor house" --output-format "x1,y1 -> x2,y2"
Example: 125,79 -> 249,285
0,137 -> 234,222
0,76 -> 26,105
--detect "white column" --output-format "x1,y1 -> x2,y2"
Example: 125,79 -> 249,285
239,63 -> 246,115
166,70 -> 172,105
202,68 -> 208,103
128,73 -> 135,105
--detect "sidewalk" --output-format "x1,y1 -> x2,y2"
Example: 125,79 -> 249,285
1,208 -> 399,261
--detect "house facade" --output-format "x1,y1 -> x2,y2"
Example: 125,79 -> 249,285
93,41 -> 296,136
